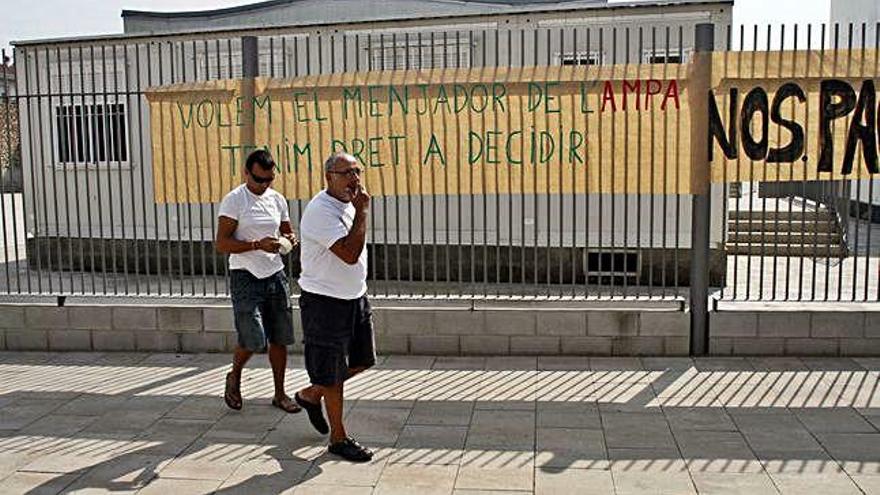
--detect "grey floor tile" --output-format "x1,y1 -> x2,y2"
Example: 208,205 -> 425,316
852,475 -> 880,495
612,470 -> 697,495
0,472 -> 81,495
301,458 -> 388,487
537,403 -> 602,430
665,407 -> 737,432
690,472 -> 779,495
455,465 -> 533,492
215,457 -> 312,494
408,401 -> 474,426
136,477 -> 222,495
466,410 -> 536,450
795,409 -> 876,434
374,464 -> 458,495
536,428 -> 606,469
535,467 -> 613,495
770,473 -> 863,495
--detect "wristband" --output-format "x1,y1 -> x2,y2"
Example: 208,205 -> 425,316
251,240 -> 259,251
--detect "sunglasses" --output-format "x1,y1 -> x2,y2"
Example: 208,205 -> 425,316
328,168 -> 363,178
250,173 -> 275,184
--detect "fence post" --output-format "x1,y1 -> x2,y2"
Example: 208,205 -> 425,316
240,36 -> 258,166
689,23 -> 714,356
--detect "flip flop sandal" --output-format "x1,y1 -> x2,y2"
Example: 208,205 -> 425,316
272,395 -> 302,413
295,392 -> 330,434
224,372 -> 242,410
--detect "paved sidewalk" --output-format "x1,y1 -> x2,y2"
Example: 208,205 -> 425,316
0,353 -> 878,494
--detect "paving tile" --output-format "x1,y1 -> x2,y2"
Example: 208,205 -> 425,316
343,406 -> 410,446
408,401 -> 474,426
536,402 -> 602,429
136,477 -> 222,495
465,410 -> 535,450
607,450 -> 687,472
165,397 -> 228,421
664,407 -> 737,432
215,457 -> 312,494
801,358 -> 864,371
292,486 -> 374,495
455,465 -> 533,492
390,425 -> 468,465
613,470 -> 697,495
374,464 -> 458,495
19,414 -> 98,436
602,412 -> 675,449
689,472 -> 779,495
21,453 -> 114,474
433,357 -> 486,370
814,432 -> 880,476
535,467 -> 614,495
0,472 -> 81,495
453,491 -> 531,495
770,473 -> 862,495
301,457 -> 388,487
795,409 -> 876,433
675,431 -> 762,474
852,475 -> 880,495
641,357 -> 695,371
535,428 -> 606,469
758,451 -> 846,475
484,356 -> 537,370
537,356 -> 590,371
0,452 -> 37,480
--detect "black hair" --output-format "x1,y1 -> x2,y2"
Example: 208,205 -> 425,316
245,149 -> 276,172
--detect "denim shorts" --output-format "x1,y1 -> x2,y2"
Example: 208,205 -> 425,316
230,269 -> 295,352
299,290 -> 376,386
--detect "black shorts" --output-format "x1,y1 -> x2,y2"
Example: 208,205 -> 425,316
299,290 -> 376,386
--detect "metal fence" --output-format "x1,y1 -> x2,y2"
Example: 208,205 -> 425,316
1,21 -> 878,304
718,23 -> 880,302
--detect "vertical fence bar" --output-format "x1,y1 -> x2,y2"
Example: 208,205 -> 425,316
5,54 -> 22,293
18,48 -> 38,294
47,47 -> 63,295
689,23 -> 713,356
0,51 -> 12,292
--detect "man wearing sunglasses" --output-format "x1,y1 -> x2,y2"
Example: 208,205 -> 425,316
216,149 -> 302,415
294,152 -> 376,462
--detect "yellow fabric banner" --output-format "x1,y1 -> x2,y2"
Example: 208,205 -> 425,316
146,65 -> 690,203
145,50 -> 879,204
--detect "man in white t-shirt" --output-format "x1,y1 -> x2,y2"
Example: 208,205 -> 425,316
293,152 -> 376,462
215,149 -> 302,415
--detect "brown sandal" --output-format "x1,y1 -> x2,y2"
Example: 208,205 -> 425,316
224,372 -> 242,410
272,395 -> 302,413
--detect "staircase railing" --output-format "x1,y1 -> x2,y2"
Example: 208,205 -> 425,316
818,181 -> 851,258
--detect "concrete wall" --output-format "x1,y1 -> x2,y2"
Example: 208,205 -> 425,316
0,301 -> 690,355
2,300 -> 877,356
710,307 -> 880,356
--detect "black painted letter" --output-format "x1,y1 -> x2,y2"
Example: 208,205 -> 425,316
767,82 -> 806,163
708,88 -> 738,160
841,79 -> 878,175
818,79 -> 856,172
741,87 -> 769,161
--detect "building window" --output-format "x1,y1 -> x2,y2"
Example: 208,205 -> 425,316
644,49 -> 689,64
55,103 -> 127,165
558,51 -> 604,66
367,35 -> 472,70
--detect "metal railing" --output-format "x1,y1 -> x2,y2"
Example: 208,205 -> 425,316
718,23 -> 879,302
1,20 -> 878,305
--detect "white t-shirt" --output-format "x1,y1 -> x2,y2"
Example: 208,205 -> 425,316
298,190 -> 368,300
218,184 -> 290,279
